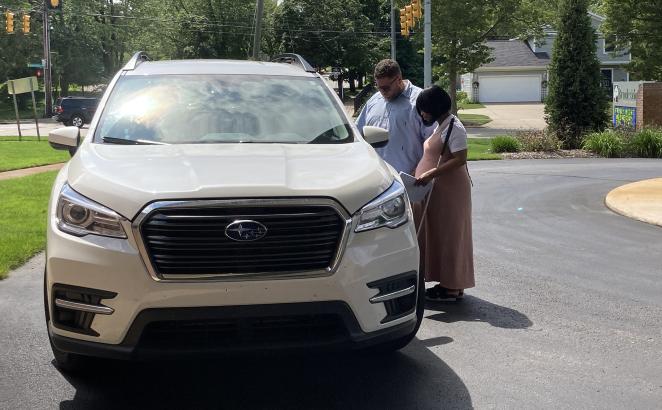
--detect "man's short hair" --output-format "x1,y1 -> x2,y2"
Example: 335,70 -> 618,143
374,59 -> 402,79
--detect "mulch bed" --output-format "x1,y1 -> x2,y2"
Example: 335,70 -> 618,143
501,150 -> 600,160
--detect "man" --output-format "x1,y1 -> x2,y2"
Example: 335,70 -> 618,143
356,59 -> 433,174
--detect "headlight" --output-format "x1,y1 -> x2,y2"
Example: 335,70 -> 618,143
355,181 -> 409,232
56,184 -> 127,238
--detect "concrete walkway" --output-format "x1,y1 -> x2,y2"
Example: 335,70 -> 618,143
606,178 -> 662,227
462,103 -> 546,131
0,163 -> 64,181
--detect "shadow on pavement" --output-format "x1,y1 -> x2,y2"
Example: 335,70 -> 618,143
425,295 -> 533,329
58,341 -> 472,410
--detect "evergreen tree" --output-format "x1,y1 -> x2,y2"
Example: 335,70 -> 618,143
545,0 -> 609,148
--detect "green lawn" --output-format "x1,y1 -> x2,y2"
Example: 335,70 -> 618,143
458,102 -> 485,110
468,137 -> 501,161
0,137 -> 69,172
0,171 -> 57,279
459,113 -> 492,126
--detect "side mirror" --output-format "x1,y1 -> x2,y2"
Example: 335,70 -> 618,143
49,126 -> 81,156
363,126 -> 389,148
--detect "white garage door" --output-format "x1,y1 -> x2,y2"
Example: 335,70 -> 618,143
479,75 -> 541,103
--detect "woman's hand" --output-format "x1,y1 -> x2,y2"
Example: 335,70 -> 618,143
415,170 -> 436,186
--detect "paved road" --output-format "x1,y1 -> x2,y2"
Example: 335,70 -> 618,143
1,159 -> 661,409
0,120 -> 63,137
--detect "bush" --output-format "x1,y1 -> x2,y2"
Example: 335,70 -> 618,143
582,131 -> 625,157
514,130 -> 562,152
629,128 -> 662,158
491,136 -> 520,153
456,91 -> 469,104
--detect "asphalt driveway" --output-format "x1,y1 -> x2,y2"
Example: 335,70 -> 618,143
1,158 -> 661,409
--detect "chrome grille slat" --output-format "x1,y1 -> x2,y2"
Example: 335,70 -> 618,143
138,202 -> 348,279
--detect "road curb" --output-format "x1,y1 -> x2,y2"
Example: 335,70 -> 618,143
605,178 -> 662,227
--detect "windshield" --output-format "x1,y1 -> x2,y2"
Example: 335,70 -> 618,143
95,75 -> 353,144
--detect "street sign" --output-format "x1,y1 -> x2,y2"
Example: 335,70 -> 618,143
6,76 -> 38,95
27,63 -> 44,68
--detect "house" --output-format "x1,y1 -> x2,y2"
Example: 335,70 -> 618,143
461,12 -> 630,103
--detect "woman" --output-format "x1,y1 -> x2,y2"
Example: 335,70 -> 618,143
413,86 -> 474,302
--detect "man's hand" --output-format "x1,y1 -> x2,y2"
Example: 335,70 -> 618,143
415,170 -> 435,186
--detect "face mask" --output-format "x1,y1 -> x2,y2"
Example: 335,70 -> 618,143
421,117 -> 436,127
417,107 -> 438,127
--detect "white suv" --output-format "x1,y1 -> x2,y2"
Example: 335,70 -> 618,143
45,52 -> 422,371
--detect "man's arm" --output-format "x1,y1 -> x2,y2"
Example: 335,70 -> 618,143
355,103 -> 368,136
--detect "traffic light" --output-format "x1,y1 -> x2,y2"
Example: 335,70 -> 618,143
5,11 -> 14,34
47,0 -> 63,11
399,8 -> 409,37
22,14 -> 30,33
405,5 -> 413,29
412,0 -> 422,20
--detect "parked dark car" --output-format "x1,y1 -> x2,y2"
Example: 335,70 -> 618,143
53,97 -> 100,128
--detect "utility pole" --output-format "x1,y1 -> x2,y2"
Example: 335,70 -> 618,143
42,2 -> 53,117
390,0 -> 396,61
423,0 -> 431,87
252,0 -> 265,60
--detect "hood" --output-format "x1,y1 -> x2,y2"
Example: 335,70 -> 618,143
66,141 -> 394,219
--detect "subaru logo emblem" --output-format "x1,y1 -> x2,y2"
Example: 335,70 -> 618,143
225,220 -> 267,242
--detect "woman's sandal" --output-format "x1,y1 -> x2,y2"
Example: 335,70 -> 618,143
425,285 -> 464,302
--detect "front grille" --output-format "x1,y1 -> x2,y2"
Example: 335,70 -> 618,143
139,314 -> 348,350
140,204 -> 346,277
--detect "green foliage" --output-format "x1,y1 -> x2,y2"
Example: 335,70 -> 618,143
427,0 -> 551,113
467,138 -> 502,160
491,136 -> 520,153
515,130 -> 562,152
582,130 -> 625,157
602,0 -> 662,81
629,129 -> 662,158
273,0 -> 385,85
545,0 -> 610,148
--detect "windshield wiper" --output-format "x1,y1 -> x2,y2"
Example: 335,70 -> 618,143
102,137 -> 169,145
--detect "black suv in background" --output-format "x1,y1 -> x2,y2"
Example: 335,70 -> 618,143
53,97 -> 100,128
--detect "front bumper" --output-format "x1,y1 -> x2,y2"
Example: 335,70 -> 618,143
50,302 -> 418,360
46,198 -> 420,354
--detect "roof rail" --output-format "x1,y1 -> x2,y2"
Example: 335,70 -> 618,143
271,53 -> 317,73
122,51 -> 150,71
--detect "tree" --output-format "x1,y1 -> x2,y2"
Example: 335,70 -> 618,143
422,0 -> 551,114
545,0 -> 609,148
273,0 -> 384,88
601,0 -> 662,81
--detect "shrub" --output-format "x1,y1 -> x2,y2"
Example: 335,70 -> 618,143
456,91 -> 469,104
544,0 -> 610,149
514,130 -> 562,152
582,131 -> 625,157
629,128 -> 662,158
491,136 -> 520,153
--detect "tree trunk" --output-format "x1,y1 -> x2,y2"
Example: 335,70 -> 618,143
357,74 -> 363,89
449,65 -> 458,115
337,75 -> 344,100
348,72 -> 356,93
61,79 -> 70,98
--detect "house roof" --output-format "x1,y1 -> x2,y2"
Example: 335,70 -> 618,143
480,40 -> 550,69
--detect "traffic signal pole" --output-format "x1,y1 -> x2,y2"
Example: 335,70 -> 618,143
423,0 -> 431,87
252,0 -> 264,60
42,2 -> 53,117
390,0 -> 396,61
